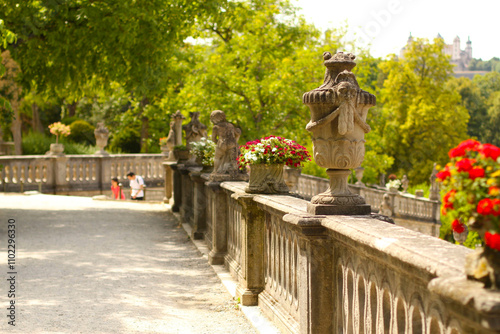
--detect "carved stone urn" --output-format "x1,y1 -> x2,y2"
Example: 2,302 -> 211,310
303,51 -> 375,215
246,164 -> 289,194
94,122 -> 109,155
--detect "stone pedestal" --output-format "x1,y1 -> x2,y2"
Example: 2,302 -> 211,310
206,181 -> 228,265
232,193 -> 266,306
190,170 -> 207,240
163,162 -> 175,204
170,164 -> 182,212
179,166 -> 195,226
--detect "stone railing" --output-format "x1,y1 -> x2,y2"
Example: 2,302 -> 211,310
297,174 -> 441,223
0,154 -> 165,194
171,164 -> 500,334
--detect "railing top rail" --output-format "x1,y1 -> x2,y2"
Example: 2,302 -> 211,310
0,153 -> 164,160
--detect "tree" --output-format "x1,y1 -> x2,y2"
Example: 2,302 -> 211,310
0,51 -> 22,153
0,0 -> 224,151
379,38 -> 469,184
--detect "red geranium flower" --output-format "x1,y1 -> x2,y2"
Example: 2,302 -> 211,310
458,139 -> 481,151
485,232 -> 500,251
479,143 -> 500,161
436,166 -> 451,181
468,167 -> 485,180
451,219 -> 465,233
477,198 -> 500,216
456,158 -> 476,172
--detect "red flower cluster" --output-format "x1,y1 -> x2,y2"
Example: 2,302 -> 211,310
451,219 -> 465,234
477,198 -> 500,216
437,139 -> 500,249
485,232 -> 500,251
238,136 -> 311,169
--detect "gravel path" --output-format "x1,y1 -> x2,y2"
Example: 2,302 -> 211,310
0,193 -> 257,334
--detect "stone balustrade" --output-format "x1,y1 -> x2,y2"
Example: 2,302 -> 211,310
297,174 -> 441,223
0,154 -> 165,194
173,164 -> 500,334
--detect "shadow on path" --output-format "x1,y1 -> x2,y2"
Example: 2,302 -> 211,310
0,194 -> 256,334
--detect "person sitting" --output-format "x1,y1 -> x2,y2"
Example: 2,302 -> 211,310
126,171 -> 145,200
111,177 -> 125,200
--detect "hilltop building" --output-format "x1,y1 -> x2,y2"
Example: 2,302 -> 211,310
400,34 -> 486,78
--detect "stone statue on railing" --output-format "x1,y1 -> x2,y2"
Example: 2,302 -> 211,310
429,163 -> 440,200
94,122 -> 109,155
401,175 -> 409,193
172,110 -> 185,147
209,110 -> 246,181
379,193 -> 393,217
183,111 -> 208,165
165,120 -> 177,162
303,51 -> 374,215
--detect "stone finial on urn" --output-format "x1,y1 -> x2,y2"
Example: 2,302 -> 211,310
209,110 -> 246,182
94,122 -> 110,155
303,51 -> 375,215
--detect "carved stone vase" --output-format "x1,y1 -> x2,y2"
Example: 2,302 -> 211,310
48,143 -> 64,156
94,122 -> 109,155
303,51 -> 374,215
245,164 -> 289,194
174,149 -> 190,163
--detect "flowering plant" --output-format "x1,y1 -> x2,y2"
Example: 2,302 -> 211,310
159,137 -> 168,146
48,122 -> 71,143
386,179 -> 401,190
437,139 -> 500,250
238,136 -> 311,169
190,138 -> 216,166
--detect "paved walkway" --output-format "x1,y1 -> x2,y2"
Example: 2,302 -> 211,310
0,193 -> 257,334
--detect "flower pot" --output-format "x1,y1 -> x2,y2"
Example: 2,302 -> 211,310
245,164 -> 289,194
174,149 -> 190,163
48,143 -> 64,155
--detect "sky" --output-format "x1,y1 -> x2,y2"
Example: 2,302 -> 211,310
293,0 -> 499,60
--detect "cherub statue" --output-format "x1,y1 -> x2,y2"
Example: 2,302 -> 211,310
183,111 -> 208,150
209,110 -> 242,180
379,193 -> 393,217
94,122 -> 109,155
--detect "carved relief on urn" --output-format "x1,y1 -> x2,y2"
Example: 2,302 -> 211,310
303,51 -> 375,215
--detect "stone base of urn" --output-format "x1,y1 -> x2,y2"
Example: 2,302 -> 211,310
465,247 -> 500,289
245,164 -> 289,194
307,169 -> 371,215
47,143 -> 64,156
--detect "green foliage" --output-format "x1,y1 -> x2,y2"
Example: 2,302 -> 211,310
61,116 -> 82,126
301,161 -> 327,178
378,38 -> 469,184
22,132 -> 53,155
109,127 -> 141,153
22,132 -> 94,155
407,182 -> 430,198
468,57 -> 500,72
68,120 -> 95,146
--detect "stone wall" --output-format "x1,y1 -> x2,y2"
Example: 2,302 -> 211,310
0,154 -> 165,195
174,164 -> 500,334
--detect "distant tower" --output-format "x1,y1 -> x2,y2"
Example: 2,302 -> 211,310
399,33 -> 413,59
453,36 -> 461,60
466,36 -> 472,59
